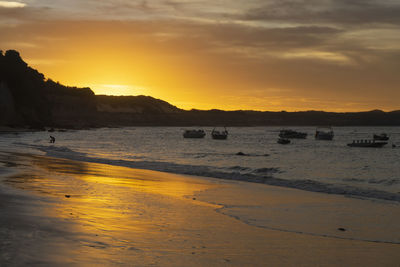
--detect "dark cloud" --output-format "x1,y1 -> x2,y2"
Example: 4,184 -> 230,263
242,0 -> 400,26
199,24 -> 343,50
0,5 -> 54,24
90,0 -> 160,14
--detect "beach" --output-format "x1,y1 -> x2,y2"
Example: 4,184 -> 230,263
1,152 -> 400,266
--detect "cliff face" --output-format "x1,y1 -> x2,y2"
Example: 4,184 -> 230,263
0,82 -> 17,125
0,50 -> 97,128
0,50 -> 51,127
43,79 -> 97,128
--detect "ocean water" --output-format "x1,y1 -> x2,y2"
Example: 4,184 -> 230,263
1,126 -> 400,201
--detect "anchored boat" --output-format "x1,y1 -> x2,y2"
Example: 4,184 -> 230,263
347,140 -> 387,147
373,133 -> 389,141
279,129 -> 307,139
183,129 -> 206,138
315,127 -> 334,140
277,138 -> 290,144
211,127 -> 228,140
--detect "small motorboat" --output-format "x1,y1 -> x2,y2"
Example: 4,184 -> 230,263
183,129 -> 206,138
277,138 -> 290,144
373,133 -> 389,141
211,127 -> 228,140
347,140 -> 387,147
279,129 -> 307,139
315,127 -> 334,140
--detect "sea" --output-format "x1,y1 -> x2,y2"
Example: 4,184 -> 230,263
1,126 -> 400,202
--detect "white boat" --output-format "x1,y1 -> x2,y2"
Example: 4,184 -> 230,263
373,133 -> 389,141
211,127 -> 228,140
315,127 -> 334,140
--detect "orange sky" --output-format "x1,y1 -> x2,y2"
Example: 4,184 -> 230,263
1,1 -> 400,111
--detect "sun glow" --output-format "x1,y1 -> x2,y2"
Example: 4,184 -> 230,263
89,84 -> 148,96
5,13 -> 399,112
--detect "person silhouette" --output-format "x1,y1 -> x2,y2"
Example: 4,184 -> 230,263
50,136 -> 55,143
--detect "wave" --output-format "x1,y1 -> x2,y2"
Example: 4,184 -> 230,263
228,166 -> 251,171
253,167 -> 280,174
15,143 -> 400,203
184,152 -> 270,158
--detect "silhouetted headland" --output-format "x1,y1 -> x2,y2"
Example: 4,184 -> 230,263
1,49 -> 400,130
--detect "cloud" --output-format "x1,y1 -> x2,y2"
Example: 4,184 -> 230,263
0,1 -> 26,8
241,0 -> 400,27
278,51 -> 352,64
0,5 -> 51,25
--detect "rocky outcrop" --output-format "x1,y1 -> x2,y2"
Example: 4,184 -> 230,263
0,50 -> 97,128
0,82 -> 17,125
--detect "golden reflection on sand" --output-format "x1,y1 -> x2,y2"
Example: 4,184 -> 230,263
2,154 -> 230,264
5,154 -> 224,252
31,154 -> 216,198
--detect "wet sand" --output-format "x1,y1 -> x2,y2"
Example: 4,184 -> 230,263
1,152 -> 400,266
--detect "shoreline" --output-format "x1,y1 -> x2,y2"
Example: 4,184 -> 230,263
25,143 -> 400,203
1,152 -> 400,265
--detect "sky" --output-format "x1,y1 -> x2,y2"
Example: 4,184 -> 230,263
1,0 -> 400,111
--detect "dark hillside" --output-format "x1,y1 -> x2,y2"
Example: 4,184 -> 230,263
0,50 -> 97,128
1,49 -> 400,128
0,50 -> 51,127
96,95 -> 181,114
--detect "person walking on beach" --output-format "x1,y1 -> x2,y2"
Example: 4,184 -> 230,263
49,136 -> 55,143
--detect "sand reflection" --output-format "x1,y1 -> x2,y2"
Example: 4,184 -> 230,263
2,153 -> 221,264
